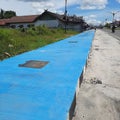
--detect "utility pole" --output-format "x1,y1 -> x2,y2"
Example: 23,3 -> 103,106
109,11 -> 120,23
108,11 -> 120,33
64,0 -> 67,33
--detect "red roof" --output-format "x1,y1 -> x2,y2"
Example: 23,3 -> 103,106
0,21 -> 6,25
0,19 -> 10,26
7,15 -> 39,23
0,15 -> 40,25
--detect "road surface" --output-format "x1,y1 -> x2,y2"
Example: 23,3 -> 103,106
73,29 -> 120,120
103,28 -> 120,40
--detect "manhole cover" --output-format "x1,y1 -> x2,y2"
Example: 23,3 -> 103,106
19,60 -> 49,69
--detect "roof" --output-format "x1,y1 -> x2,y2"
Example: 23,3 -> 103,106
0,21 -> 6,26
7,15 -> 39,23
0,19 -> 10,26
42,10 -> 84,23
0,15 -> 40,25
40,10 -> 64,21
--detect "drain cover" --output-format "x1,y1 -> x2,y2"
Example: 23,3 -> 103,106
19,60 -> 49,69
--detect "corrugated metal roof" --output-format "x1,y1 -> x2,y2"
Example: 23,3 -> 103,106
7,15 -> 39,23
0,15 -> 39,25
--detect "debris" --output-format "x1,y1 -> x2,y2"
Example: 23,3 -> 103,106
90,77 -> 102,84
4,52 -> 11,57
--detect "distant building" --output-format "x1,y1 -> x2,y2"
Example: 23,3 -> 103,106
114,20 -> 120,27
0,10 -> 87,32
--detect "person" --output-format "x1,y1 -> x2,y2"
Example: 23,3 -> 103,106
112,24 -> 115,33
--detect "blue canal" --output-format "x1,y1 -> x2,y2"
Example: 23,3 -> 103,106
0,30 -> 95,120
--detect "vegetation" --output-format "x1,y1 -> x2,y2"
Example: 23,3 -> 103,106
0,26 -> 78,60
0,9 -> 16,19
104,23 -> 111,28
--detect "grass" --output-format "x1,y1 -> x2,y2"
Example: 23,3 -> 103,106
0,26 -> 78,60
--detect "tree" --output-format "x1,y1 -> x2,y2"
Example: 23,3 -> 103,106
4,10 -> 16,18
104,23 -> 110,28
0,9 -> 16,19
0,9 -> 4,19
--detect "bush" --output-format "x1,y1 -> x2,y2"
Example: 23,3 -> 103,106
27,28 -> 36,35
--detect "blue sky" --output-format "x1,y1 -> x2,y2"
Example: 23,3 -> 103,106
0,0 -> 120,25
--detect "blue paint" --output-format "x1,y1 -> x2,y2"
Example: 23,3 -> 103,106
0,30 -> 95,120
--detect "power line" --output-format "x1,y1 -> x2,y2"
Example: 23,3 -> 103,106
109,11 -> 120,22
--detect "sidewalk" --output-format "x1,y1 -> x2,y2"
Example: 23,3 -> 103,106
73,29 -> 120,120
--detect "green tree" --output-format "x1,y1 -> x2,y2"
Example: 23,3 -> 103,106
4,10 -> 16,18
0,9 -> 16,19
0,9 -> 4,19
104,23 -> 110,28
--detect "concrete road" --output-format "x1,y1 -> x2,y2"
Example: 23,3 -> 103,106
102,28 -> 120,40
72,29 -> 120,120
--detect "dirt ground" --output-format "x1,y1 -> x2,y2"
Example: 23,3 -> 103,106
72,29 -> 120,120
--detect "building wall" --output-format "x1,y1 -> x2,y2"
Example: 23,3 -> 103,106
67,24 -> 82,32
34,20 -> 59,28
8,18 -> 84,32
59,21 -> 83,32
9,19 -> 59,28
10,23 -> 29,28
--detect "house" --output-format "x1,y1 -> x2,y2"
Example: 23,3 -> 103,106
36,10 -> 87,31
0,10 -> 87,32
0,15 -> 40,28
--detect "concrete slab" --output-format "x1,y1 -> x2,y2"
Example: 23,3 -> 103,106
0,30 -> 95,120
73,30 -> 120,120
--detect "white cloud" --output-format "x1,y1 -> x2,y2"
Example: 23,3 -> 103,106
32,1 -> 55,13
116,0 -> 120,3
29,0 -> 108,13
88,15 -> 97,18
84,14 -> 102,26
108,11 -> 120,21
80,0 -> 108,10
31,0 -> 66,13
115,12 -> 120,20
3,0 -> 108,14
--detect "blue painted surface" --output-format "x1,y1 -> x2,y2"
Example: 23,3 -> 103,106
0,30 -> 95,120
